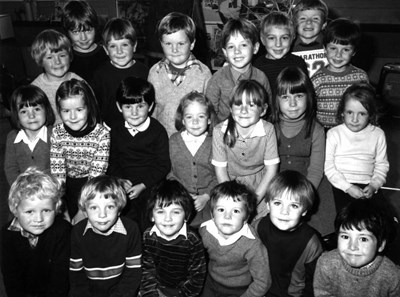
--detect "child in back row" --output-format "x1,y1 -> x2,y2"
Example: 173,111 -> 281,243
141,179 -> 206,297
314,198 -> 400,297
206,18 -> 272,122
168,91 -> 217,227
253,11 -> 308,96
255,170 -> 323,297
292,0 -> 329,77
212,80 -> 279,220
92,18 -> 149,126
31,29 -> 83,124
312,18 -> 369,129
149,12 -> 212,137
271,66 -> 325,189
70,175 -> 142,297
4,85 -> 55,185
325,83 -> 389,213
62,0 -> 108,82
107,77 -> 170,231
50,79 -> 110,220
1,167 -> 70,297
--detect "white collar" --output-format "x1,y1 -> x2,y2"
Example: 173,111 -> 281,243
124,117 -> 150,133
83,217 -> 127,236
149,222 -> 188,241
14,126 -> 48,144
220,119 -> 266,138
200,219 -> 255,246
181,130 -> 207,143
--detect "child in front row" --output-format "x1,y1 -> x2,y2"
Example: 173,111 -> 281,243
199,180 -> 271,297
206,18 -> 272,122
149,12 -> 212,137
1,167 -> 70,297
51,79 -> 110,220
325,83 -> 389,213
107,77 -> 170,231
70,175 -> 142,297
255,170 -> 323,297
4,85 -> 55,185
141,180 -> 206,297
168,91 -> 217,227
31,29 -> 83,124
314,198 -> 400,297
212,80 -> 279,220
312,18 -> 369,129
271,66 -> 325,189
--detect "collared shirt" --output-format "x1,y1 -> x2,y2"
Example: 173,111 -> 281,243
157,54 -> 202,86
181,130 -> 207,156
124,117 -> 150,138
83,217 -> 127,236
149,222 -> 188,241
200,219 -> 255,246
14,126 -> 48,152
8,217 -> 39,247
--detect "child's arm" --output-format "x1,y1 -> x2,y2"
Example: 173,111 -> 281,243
313,254 -> 336,297
50,126 -> 67,185
88,126 -> 110,179
215,166 -> 230,183
302,235 -> 324,297
254,163 -> 278,203
307,122 -> 325,189
140,232 -> 160,296
205,74 -> 222,116
212,124 -> 230,183
4,131 -> 20,185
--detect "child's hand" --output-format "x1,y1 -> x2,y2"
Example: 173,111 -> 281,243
192,193 -> 210,212
346,185 -> 365,199
363,184 -> 377,198
126,183 -> 146,200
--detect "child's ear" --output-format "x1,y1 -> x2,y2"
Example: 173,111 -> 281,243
190,39 -> 196,51
260,103 -> 268,117
103,45 -> 110,56
253,42 -> 260,55
116,102 -> 123,113
133,42 -> 137,53
378,240 -> 386,253
322,22 -> 327,30
301,210 -> 308,217
148,102 -> 155,113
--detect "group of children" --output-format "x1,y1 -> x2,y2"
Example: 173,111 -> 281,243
2,0 -> 400,296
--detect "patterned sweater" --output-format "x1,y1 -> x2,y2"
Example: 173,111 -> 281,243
50,123 -> 110,183
311,64 -> 368,128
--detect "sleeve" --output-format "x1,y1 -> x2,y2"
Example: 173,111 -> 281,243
106,128 -> 120,177
50,126 -> 67,184
370,129 -> 389,190
307,122 -> 325,189
324,130 -> 352,192
263,123 -> 280,164
241,240 -> 271,297
69,226 -> 91,297
4,131 -> 20,185
313,254 -> 336,297
301,235 -> 324,297
179,235 -> 207,297
88,127 -> 110,179
46,219 -> 71,297
260,73 -> 273,108
211,125 -> 228,166
205,73 -> 221,116
167,134 -> 179,181
111,221 -> 142,297
140,233 -> 159,297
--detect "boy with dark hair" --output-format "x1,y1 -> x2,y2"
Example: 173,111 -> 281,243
314,198 -> 400,297
292,0 -> 329,77
92,18 -> 149,126
311,18 -> 369,129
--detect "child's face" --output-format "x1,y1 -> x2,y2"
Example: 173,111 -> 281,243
68,27 -> 96,53
296,9 -> 326,43
117,101 -> 153,128
230,96 -> 266,134
152,202 -> 186,240
161,29 -> 195,69
223,32 -> 259,73
267,193 -> 307,232
18,104 -> 46,135
212,196 -> 248,239
338,225 -> 385,268
59,94 -> 88,132
42,49 -> 70,81
261,25 -> 292,60
85,193 -> 120,233
325,42 -> 355,73
278,92 -> 307,120
15,197 -> 56,235
342,97 -> 369,132
182,101 -> 210,137
104,37 -> 136,69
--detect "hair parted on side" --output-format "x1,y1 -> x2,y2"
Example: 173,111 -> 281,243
323,18 -> 361,49
221,18 -> 259,49
102,18 -> 137,46
157,12 -> 196,43
62,0 -> 99,32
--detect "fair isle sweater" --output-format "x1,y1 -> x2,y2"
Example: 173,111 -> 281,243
314,250 -> 400,297
311,64 -> 368,128
325,124 -> 389,192
148,57 -> 211,137
70,217 -> 142,297
31,72 -> 83,124
50,123 -> 110,183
